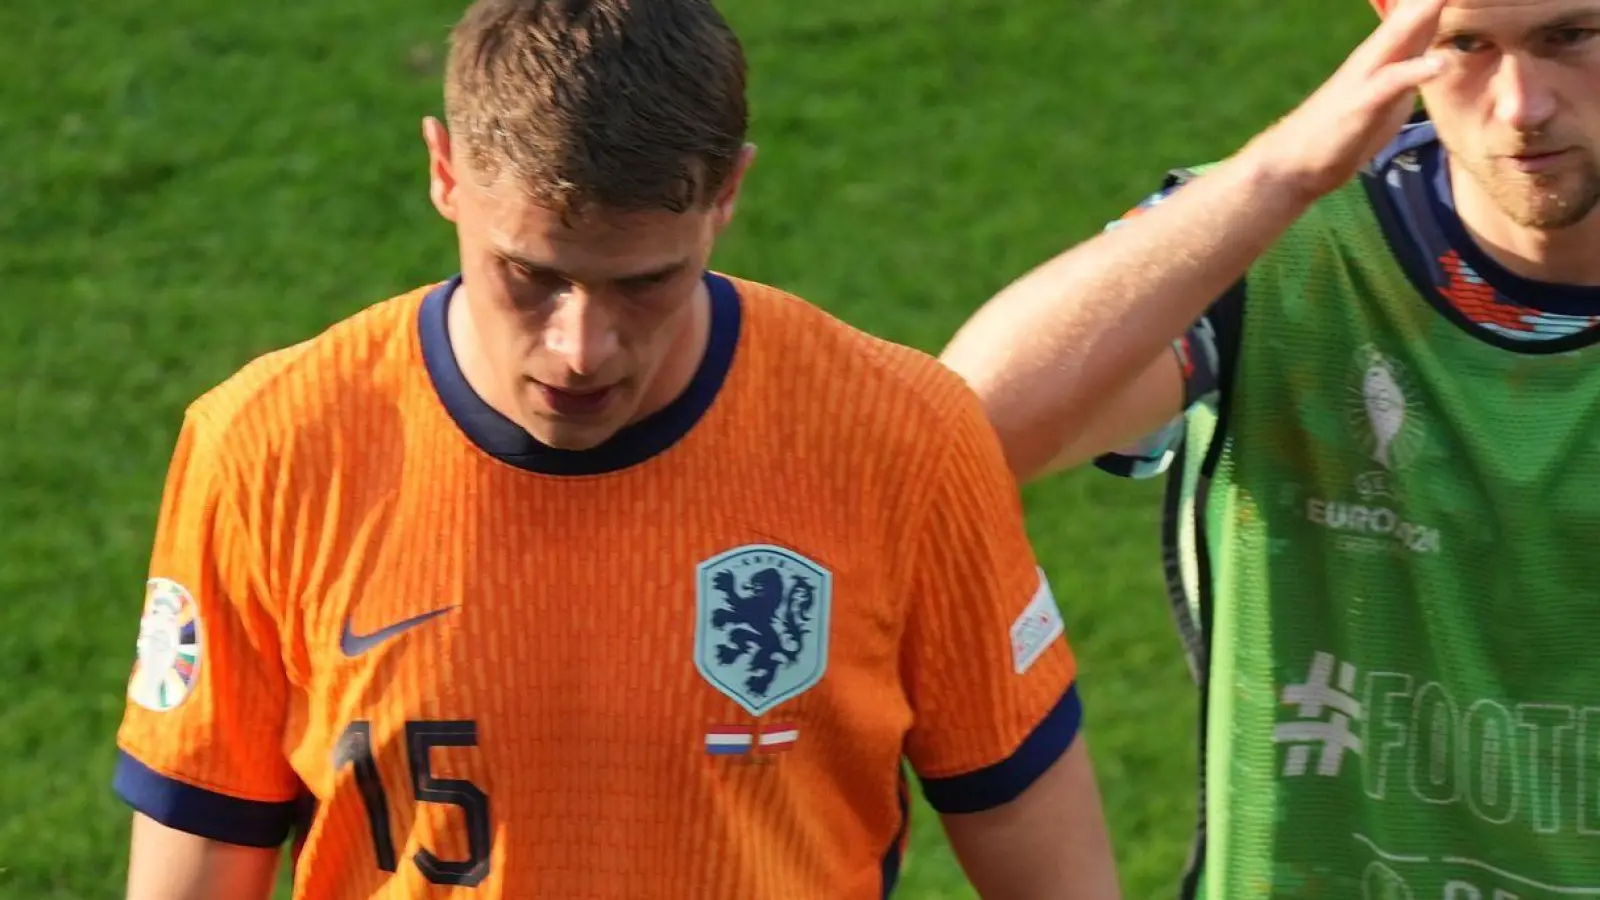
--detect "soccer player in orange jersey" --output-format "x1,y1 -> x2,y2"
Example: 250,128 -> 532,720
112,2 -> 1120,898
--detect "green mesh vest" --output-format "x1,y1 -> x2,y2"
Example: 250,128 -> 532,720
1167,169 -> 1600,899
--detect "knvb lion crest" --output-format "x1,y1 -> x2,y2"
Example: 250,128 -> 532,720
694,544 -> 832,716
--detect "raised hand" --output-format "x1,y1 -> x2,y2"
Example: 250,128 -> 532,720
1247,0 -> 1448,201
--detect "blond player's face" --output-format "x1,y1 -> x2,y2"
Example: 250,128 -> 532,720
425,123 -> 751,451
456,188 -> 720,450
1411,0 -> 1600,228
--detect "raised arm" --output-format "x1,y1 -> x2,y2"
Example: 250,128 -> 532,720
940,0 -> 1447,482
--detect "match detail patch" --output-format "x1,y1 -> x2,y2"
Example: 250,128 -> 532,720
128,577 -> 203,712
1010,568 -> 1064,675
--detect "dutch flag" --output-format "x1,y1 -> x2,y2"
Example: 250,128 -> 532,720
704,724 -> 798,755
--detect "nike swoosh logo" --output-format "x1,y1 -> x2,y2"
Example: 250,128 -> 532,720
340,606 -> 456,657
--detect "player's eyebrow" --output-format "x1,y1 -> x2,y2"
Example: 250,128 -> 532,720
611,259 -> 691,285
1544,7 -> 1600,28
1524,6 -> 1600,38
1435,6 -> 1600,42
496,252 -> 689,286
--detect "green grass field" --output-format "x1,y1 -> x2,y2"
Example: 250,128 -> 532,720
1,1 -> 1376,896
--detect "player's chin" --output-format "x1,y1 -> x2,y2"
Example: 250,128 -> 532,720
525,405 -> 634,451
520,383 -> 635,448
1505,186 -> 1597,230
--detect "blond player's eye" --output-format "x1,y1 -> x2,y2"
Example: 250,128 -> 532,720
505,262 -> 566,293
617,273 -> 670,290
1547,27 -> 1596,50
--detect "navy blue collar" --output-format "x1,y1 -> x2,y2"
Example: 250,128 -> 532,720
1425,140 -> 1600,317
418,272 -> 743,476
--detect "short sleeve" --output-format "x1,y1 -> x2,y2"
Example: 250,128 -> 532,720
901,388 -> 1082,815
112,409 -> 301,847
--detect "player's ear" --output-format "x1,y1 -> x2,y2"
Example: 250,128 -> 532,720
423,116 -> 461,223
709,143 -> 757,234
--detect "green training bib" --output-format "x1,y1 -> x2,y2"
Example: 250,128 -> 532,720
1173,173 -> 1600,900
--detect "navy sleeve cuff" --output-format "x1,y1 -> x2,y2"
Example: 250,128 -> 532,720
1092,446 -> 1177,480
113,750 -> 298,848
919,683 -> 1084,815
1093,453 -> 1143,478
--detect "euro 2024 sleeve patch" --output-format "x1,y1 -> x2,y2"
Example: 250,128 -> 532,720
128,577 -> 203,712
1010,567 -> 1064,675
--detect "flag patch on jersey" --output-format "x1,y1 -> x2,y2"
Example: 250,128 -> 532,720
704,724 -> 798,755
128,577 -> 203,712
1010,567 -> 1064,675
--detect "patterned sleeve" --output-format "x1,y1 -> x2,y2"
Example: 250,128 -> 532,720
901,386 -> 1081,814
112,407 -> 301,847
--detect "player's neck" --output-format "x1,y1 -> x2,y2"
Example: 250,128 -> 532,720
1450,159 -> 1600,287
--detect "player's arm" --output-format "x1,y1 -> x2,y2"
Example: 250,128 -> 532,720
114,409 -> 300,900
1023,187 -> 1237,483
938,0 -> 1448,483
901,387 -> 1119,900
937,154 -> 1295,484
1037,341 -> 1188,477
941,738 -> 1116,900
127,816 -> 280,900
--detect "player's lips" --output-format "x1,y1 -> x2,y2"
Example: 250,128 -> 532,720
1504,148 -> 1573,174
534,381 -> 616,417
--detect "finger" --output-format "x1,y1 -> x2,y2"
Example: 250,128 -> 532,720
1365,52 -> 1446,106
1383,0 -> 1448,60
1351,0 -> 1448,72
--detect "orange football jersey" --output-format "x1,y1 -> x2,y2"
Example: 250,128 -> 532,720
114,272 -> 1082,899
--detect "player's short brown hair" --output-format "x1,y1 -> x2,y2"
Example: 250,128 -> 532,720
443,0 -> 749,216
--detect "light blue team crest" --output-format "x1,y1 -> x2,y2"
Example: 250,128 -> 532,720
694,544 -> 832,717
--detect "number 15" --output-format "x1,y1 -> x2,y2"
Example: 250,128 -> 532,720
331,720 -> 491,887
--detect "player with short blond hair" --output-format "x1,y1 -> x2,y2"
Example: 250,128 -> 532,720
112,1 -> 1121,898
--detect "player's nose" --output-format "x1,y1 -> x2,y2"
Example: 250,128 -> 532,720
1490,54 -> 1557,133
543,291 -> 619,376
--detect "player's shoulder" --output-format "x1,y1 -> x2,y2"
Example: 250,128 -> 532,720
726,275 -> 994,443
1367,118 -> 1439,179
183,283 -> 433,459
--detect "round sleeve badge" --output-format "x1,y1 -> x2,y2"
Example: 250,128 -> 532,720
128,577 -> 203,712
